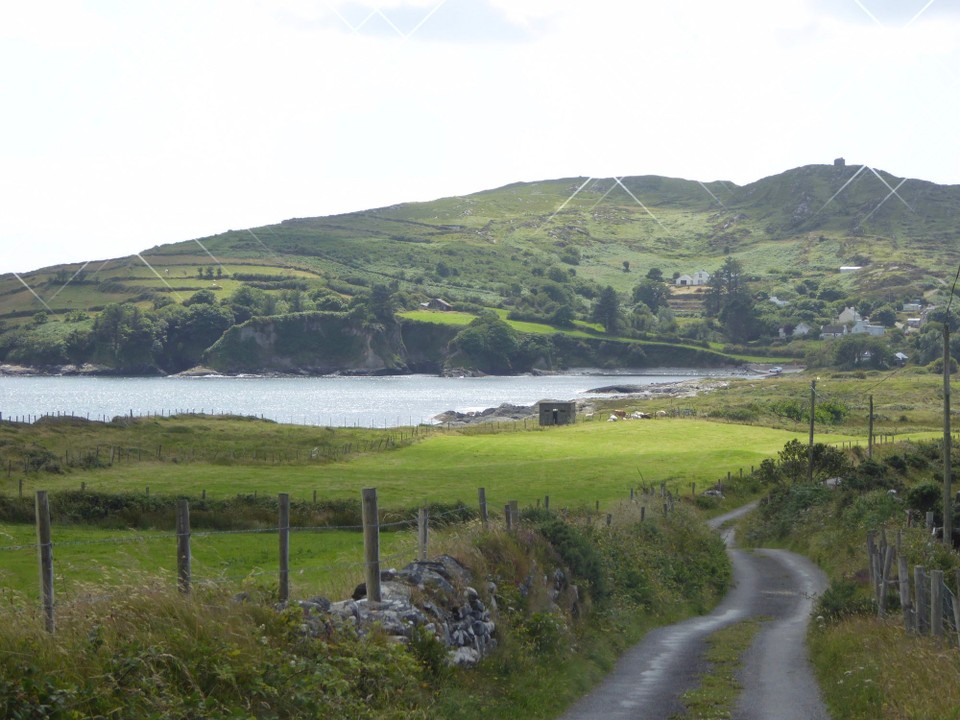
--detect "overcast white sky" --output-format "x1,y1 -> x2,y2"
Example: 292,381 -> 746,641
1,0 -> 958,275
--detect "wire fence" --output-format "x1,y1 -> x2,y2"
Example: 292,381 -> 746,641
3,480 -> 696,633
867,529 -> 960,647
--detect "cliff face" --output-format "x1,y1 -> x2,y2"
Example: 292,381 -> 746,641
201,313 -> 733,376
203,312 -> 412,375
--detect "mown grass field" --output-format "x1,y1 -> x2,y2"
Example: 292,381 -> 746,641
4,418 -> 853,504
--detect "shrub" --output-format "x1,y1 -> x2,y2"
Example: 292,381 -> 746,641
814,577 -> 874,622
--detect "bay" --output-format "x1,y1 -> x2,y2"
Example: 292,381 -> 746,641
0,370 -> 726,428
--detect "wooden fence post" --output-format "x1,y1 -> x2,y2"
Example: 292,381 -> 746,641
544,495 -> 550,511
606,513 -> 612,527
691,482 -> 696,497
915,566 -> 928,635
176,498 -> 191,596
278,493 -> 290,603
504,504 -> 512,530
478,487 -> 488,527
418,507 -> 429,561
931,569 -> 944,639
641,506 -> 646,523
509,500 -> 519,529
361,488 -> 381,603
896,531 -> 913,632
880,544 -> 894,616
954,569 -> 960,648
35,491 -> 54,633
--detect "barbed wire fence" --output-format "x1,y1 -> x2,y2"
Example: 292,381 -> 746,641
0,475 -> 719,634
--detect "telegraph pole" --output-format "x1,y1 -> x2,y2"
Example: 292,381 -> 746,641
944,324 -> 952,545
868,395 -> 874,460
808,378 -> 816,484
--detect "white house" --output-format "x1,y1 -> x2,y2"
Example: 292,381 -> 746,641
840,266 -> 862,273
903,302 -> 923,313
675,270 -> 710,286
850,320 -> 885,337
837,306 -> 862,325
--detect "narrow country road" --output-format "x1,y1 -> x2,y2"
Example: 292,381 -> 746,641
558,503 -> 830,720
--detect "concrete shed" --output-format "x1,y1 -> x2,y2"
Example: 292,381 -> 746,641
538,400 -> 577,426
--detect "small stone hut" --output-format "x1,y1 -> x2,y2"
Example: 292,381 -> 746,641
538,400 -> 576,426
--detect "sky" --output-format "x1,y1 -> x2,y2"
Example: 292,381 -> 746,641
1,0 -> 958,275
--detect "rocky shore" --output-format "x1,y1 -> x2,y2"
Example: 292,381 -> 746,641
431,378 -> 732,426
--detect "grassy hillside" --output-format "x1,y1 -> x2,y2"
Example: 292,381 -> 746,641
1,163 -> 955,373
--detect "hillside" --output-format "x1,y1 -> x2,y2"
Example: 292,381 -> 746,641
1,162 -> 957,373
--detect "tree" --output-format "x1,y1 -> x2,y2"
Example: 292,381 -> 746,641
870,305 -> 897,327
832,335 -> 891,370
632,278 -> 669,312
775,439 -> 850,484
656,306 -> 678,334
704,257 -> 758,342
451,312 -> 519,373
592,286 -> 622,335
92,303 -> 161,371
622,261 -> 630,273
226,285 -> 270,323
158,303 -> 235,372
646,267 -> 663,281
184,289 -> 217,306
549,303 -> 576,328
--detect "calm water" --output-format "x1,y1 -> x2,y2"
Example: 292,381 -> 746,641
0,371 -> 724,427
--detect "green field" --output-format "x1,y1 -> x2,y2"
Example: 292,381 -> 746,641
6,418 -> 852,505
0,414 -> 858,603
0,522 -> 420,602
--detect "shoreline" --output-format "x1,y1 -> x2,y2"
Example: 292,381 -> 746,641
0,363 -> 777,380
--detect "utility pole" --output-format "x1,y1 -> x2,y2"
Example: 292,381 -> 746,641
868,395 -> 874,460
944,324 -> 952,545
808,378 -> 816,484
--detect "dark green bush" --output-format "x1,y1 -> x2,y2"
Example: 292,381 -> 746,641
814,577 -> 874,623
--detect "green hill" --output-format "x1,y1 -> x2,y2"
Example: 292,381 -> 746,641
1,162 -> 957,373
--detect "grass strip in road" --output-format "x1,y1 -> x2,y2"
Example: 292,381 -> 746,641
673,618 -> 765,720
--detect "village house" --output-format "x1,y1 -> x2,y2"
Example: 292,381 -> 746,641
902,301 -> 923,313
837,306 -> 862,325
675,270 -> 710,287
820,324 -> 848,339
850,319 -> 885,337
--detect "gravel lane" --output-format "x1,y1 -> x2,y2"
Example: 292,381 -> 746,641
557,503 -> 831,720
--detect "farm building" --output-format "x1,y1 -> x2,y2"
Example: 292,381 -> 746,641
538,400 -> 576,426
421,298 -> 453,311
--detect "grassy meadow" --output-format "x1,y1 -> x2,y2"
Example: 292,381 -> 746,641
3,416 -> 849,504
0,411 -> 840,605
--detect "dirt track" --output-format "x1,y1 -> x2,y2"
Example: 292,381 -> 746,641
558,503 -> 830,720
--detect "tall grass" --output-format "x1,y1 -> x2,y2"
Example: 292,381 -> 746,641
810,616 -> 960,720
